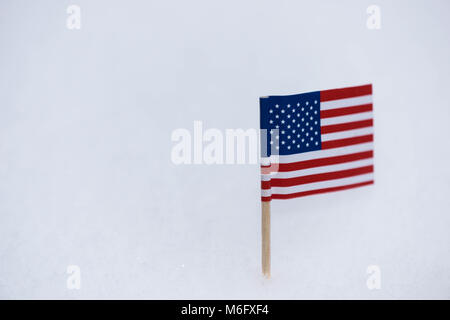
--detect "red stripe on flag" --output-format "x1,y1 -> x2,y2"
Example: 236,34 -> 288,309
321,134 -> 373,149
261,165 -> 272,175
321,119 -> 373,134
266,165 -> 373,188
260,150 -> 373,173
320,84 -> 372,102
262,180 -> 374,201
320,103 -> 373,119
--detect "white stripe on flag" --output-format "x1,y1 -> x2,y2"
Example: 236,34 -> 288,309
320,112 -> 373,126
261,173 -> 374,197
261,142 -> 373,164
320,95 -> 373,110
322,127 -> 373,141
263,158 -> 373,179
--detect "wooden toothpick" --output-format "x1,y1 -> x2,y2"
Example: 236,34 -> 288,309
262,201 -> 271,278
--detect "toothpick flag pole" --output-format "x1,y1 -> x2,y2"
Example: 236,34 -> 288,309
262,200 -> 271,278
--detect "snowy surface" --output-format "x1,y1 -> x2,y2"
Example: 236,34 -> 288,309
0,0 -> 449,299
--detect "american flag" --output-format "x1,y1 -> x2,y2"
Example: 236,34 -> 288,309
260,84 -> 374,201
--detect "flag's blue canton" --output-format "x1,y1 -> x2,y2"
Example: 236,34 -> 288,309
260,91 -> 321,156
